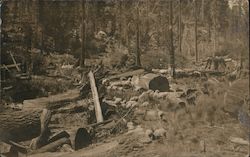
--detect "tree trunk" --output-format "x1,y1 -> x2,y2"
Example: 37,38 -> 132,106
179,0 -> 182,54
0,110 -> 42,142
169,0 -> 175,78
194,0 -> 198,62
136,5 -> 141,67
80,0 -> 86,68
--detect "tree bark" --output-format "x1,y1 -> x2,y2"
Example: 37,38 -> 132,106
0,110 -> 42,142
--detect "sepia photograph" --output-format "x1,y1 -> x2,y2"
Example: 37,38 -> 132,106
0,0 -> 249,156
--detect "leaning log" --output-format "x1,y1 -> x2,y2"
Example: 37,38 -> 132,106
131,73 -> 170,92
30,109 -> 52,150
0,110 -> 42,142
88,71 -> 104,123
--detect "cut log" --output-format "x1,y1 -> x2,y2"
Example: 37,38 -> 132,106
131,73 -> 170,92
0,110 -> 42,142
107,69 -> 145,80
88,71 -> 104,123
67,128 -> 92,150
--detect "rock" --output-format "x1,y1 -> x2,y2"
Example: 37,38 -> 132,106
130,96 -> 139,101
121,103 -> 126,108
139,136 -> 152,144
127,122 -> 135,130
127,125 -> 144,135
157,110 -> 164,119
0,142 -> 11,154
114,97 -> 122,104
126,101 -> 137,108
145,129 -> 154,139
138,92 -> 150,103
117,87 -> 123,91
102,78 -> 109,85
144,110 -> 159,121
141,101 -> 149,107
153,128 -> 166,139
134,108 -> 145,116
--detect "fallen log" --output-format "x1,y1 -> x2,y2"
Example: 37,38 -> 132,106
131,73 -> 170,92
28,140 -> 119,157
89,71 -> 104,123
29,137 -> 71,155
0,110 -> 42,142
22,89 -> 80,110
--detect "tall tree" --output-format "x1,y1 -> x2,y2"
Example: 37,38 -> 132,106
194,0 -> 198,62
169,0 -> 175,77
80,0 -> 86,68
178,0 -> 182,54
136,3 -> 141,67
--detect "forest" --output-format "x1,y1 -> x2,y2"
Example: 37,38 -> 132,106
0,0 -> 249,157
